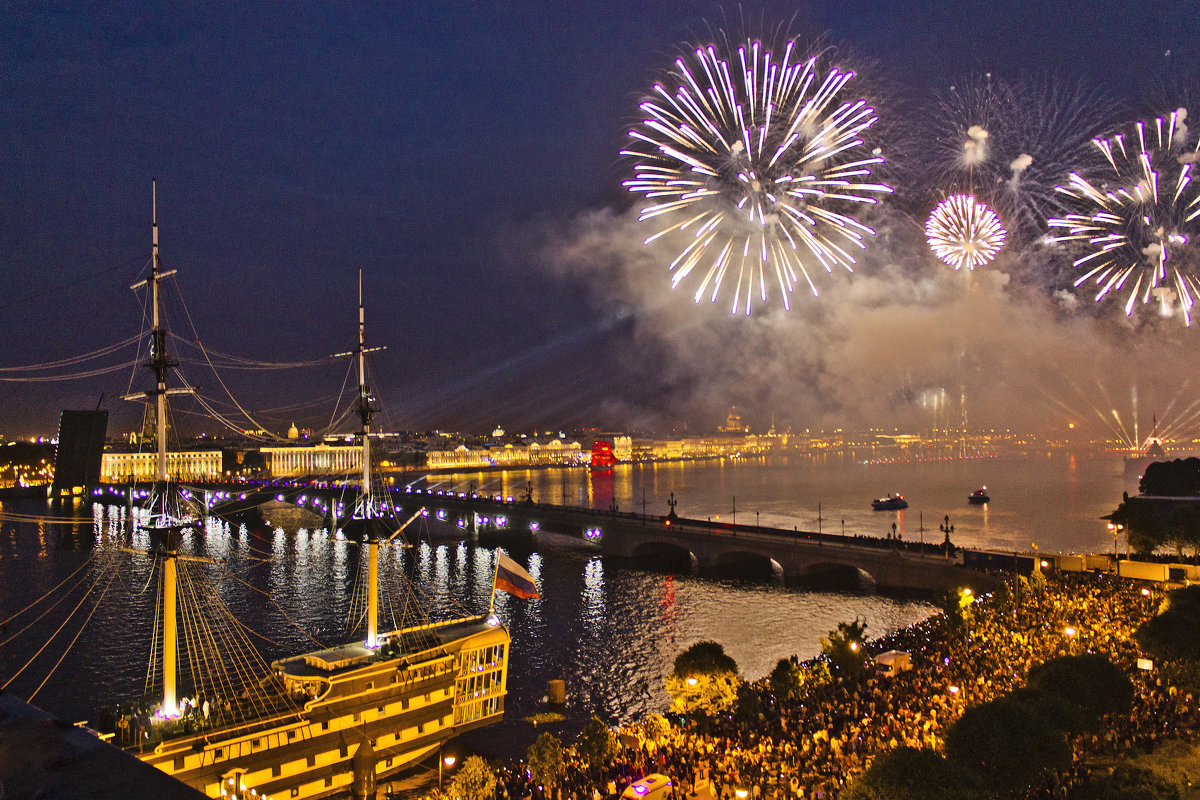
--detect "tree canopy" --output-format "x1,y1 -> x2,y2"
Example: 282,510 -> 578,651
820,618 -> 869,675
671,641 -> 738,678
526,732 -> 565,791
1140,458 -> 1200,496
1136,585 -> 1200,662
1026,653 -> 1134,721
944,695 -> 1072,793
449,755 -> 497,800
843,746 -> 985,800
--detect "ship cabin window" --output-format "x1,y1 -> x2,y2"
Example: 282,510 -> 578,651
418,724 -> 425,734
173,755 -> 185,770
402,699 -> 409,710
272,765 -> 281,778
325,777 -> 333,787
307,755 -> 315,768
366,681 -> 373,690
288,730 -> 296,740
377,705 -> 384,713
215,749 -> 223,759
322,721 -> 330,731
353,712 -> 360,722
291,790 -> 300,798
339,744 -> 348,758
424,693 -> 431,702
386,757 -> 393,767
390,674 -> 397,684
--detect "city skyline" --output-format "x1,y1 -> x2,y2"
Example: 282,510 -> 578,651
2,1 -> 1198,439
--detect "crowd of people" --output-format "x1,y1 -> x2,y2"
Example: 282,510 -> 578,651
484,571 -> 1198,800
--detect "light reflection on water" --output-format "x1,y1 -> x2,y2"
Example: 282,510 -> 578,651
0,498 -> 931,763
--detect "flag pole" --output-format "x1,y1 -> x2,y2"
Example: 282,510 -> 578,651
489,550 -> 501,614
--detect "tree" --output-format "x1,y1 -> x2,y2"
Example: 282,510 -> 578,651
944,695 -> 1071,793
527,733 -> 565,794
643,713 -> 671,741
1136,585 -> 1200,662
671,641 -> 738,677
1140,458 -> 1200,496
820,618 -> 869,675
448,755 -> 497,800
769,656 -> 804,702
665,641 -> 741,717
843,747 -> 985,800
575,716 -> 617,774
1026,654 -> 1134,721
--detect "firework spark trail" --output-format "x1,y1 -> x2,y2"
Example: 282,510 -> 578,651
925,194 -> 1007,270
1048,108 -> 1200,326
621,38 -> 892,315
925,75 -> 1111,240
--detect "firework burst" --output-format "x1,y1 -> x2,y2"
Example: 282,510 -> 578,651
925,194 -> 1007,270
621,38 -> 892,314
1048,109 -> 1200,325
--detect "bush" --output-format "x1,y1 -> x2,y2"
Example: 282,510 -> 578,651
843,747 -> 985,800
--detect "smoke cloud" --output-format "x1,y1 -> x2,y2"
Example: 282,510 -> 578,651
530,203 -> 1200,437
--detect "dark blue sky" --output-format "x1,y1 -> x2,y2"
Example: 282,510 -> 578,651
2,1 -> 1196,437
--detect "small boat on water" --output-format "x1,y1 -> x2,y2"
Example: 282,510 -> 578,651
968,487 -> 990,504
871,493 -> 908,511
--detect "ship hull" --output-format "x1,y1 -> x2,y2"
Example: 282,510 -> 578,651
130,617 -> 509,798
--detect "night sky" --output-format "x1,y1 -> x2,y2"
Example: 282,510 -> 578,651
2,1 -> 1198,440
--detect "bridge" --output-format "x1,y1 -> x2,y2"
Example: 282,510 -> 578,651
91,477 -> 999,594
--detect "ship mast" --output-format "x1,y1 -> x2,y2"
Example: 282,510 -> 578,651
121,182 -> 201,717
335,270 -> 386,647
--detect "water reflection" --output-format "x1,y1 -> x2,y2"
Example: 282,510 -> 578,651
0,497 -> 934,760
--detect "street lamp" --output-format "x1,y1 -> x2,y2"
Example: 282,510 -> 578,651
439,753 -> 457,790
1108,522 -> 1125,562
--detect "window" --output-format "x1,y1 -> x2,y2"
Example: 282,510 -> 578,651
339,745 -> 348,758
322,721 -> 330,731
307,755 -> 315,768
173,756 -> 185,770
272,765 -> 281,778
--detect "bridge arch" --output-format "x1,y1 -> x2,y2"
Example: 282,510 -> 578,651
630,540 -> 698,572
793,561 -> 877,592
710,549 -> 784,581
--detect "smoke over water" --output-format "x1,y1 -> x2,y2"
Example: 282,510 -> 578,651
533,203 -> 1200,436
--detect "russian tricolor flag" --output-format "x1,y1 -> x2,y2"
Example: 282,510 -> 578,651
495,553 -> 539,600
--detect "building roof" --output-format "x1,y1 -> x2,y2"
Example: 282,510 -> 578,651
0,694 -> 206,799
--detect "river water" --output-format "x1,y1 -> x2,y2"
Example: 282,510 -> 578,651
0,452 -> 1132,769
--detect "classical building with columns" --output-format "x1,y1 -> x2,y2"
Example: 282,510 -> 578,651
100,450 -> 223,482
260,445 -> 362,478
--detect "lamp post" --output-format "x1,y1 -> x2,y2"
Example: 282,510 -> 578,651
439,752 -> 457,791
1108,522 -> 1125,565
940,515 -> 955,560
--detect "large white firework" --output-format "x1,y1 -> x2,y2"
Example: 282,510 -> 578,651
1048,109 -> 1200,326
621,39 -> 892,315
925,194 -> 1007,270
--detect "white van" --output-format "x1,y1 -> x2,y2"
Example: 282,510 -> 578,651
876,650 -> 912,676
621,774 -> 673,799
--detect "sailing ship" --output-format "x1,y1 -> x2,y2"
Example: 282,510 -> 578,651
99,185 -> 515,799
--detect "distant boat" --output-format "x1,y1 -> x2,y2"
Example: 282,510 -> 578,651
968,487 -> 990,504
872,493 -> 908,510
